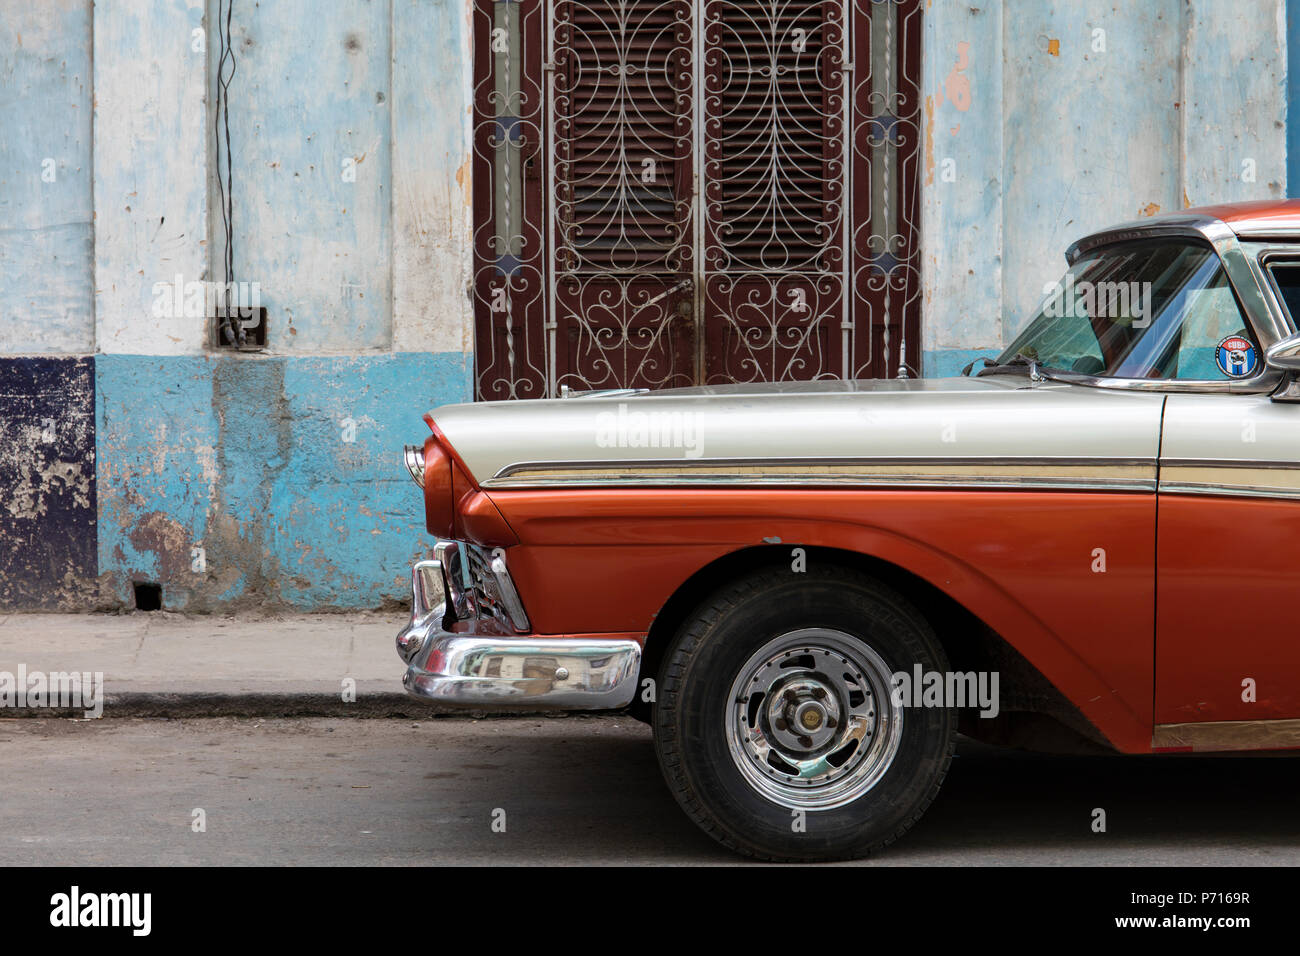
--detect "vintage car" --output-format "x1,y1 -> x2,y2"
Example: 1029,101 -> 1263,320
395,200 -> 1300,861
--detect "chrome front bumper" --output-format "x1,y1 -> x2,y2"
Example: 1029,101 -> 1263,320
395,548 -> 641,709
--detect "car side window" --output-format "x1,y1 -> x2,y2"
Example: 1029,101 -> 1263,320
1267,262 -> 1300,327
1167,272 -> 1252,379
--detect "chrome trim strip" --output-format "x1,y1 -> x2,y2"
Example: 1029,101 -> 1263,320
1161,459 -> 1300,500
1028,369 -> 1282,395
486,453 -> 1300,498
492,454 -> 1158,479
487,473 -> 1157,492
1161,457 -> 1300,470
482,455 -> 1159,492
1158,482 -> 1300,501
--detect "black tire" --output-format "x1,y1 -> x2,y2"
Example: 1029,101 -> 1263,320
653,564 -> 955,862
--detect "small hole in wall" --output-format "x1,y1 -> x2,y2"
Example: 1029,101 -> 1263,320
210,307 -> 267,350
133,582 -> 163,612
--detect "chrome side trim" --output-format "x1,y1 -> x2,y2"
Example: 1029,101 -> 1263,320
487,474 -> 1157,492
1160,459 -> 1300,501
1161,457 -> 1300,470
1028,368 -> 1283,395
1159,483 -> 1300,501
493,454 -> 1157,478
482,455 -> 1159,492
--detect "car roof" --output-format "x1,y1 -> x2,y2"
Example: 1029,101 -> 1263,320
1068,199 -> 1300,261
1180,199 -> 1300,236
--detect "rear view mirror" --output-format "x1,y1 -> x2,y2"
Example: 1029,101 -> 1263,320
1266,331 -> 1300,402
1265,330 -> 1300,372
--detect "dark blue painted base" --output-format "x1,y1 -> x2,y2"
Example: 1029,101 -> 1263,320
0,357 -> 97,608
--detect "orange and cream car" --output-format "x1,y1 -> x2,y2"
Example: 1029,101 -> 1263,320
396,200 -> 1300,861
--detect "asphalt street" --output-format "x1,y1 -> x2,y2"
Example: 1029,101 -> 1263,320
1,715 -> 1297,865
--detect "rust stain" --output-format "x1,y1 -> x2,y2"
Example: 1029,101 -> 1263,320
1047,38 -> 1060,56
943,42 -> 971,112
1140,202 -> 1161,217
924,95 -> 935,186
455,157 -> 471,207
127,511 -> 191,582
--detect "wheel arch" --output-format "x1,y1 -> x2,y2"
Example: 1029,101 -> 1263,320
633,543 -> 1120,753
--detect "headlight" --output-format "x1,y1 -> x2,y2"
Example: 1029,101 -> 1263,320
403,445 -> 425,487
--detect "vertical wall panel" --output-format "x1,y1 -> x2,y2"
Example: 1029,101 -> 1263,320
94,0 -> 209,354
391,0 -> 475,356
1183,0 -> 1287,205
220,0 -> 393,352
0,0 -> 94,354
1001,0 -> 1181,340
920,2 -> 1003,373
921,0 -> 1287,374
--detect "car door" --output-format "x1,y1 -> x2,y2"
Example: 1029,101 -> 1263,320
1157,391 -> 1300,734
1153,251 -> 1300,746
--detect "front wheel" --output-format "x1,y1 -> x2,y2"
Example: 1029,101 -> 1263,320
653,565 -> 955,861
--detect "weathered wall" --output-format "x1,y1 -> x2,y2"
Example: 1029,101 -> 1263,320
0,1 -> 94,353
921,0 -> 1290,376
1,0 -> 474,611
95,353 -> 469,611
0,359 -> 96,608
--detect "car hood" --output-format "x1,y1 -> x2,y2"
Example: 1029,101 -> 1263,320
428,376 -> 1167,487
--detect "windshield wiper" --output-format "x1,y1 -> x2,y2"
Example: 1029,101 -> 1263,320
967,352 -> 1057,383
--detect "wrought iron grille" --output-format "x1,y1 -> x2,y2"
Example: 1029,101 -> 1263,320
472,0 -> 921,400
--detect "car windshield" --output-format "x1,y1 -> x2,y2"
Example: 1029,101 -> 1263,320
996,237 -> 1257,381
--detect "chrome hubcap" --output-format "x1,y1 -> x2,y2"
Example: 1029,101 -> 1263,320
725,628 -> 903,810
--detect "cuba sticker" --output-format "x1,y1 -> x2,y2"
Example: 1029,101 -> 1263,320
1215,334 -> 1257,378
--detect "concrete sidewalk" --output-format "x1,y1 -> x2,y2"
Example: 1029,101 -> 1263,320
0,611 -> 439,717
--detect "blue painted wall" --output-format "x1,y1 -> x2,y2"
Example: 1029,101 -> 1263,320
96,354 -> 470,610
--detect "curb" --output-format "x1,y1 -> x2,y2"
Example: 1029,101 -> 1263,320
1,692 -> 630,720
